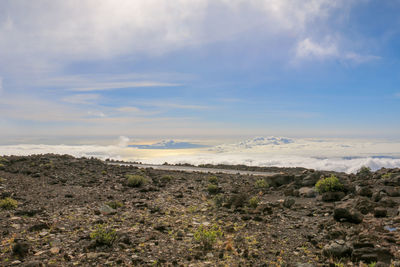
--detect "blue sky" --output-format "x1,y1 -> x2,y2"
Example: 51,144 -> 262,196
0,0 -> 400,143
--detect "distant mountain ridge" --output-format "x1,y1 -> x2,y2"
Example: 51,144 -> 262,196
129,140 -> 208,149
211,136 -> 294,152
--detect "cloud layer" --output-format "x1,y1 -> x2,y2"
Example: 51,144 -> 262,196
2,136 -> 400,173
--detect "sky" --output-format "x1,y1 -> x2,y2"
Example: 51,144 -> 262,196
1,0 -> 400,144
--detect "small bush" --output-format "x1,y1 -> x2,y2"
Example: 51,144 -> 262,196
315,175 -> 344,194
381,173 -> 392,179
106,201 -> 123,209
255,179 -> 269,189
357,166 -> 372,178
194,225 -> 222,250
126,174 -> 147,187
0,198 -> 18,210
101,170 -> 107,175
213,194 -> 225,207
90,224 -> 116,246
207,184 -> 219,194
208,176 -> 218,184
248,196 -> 259,208
228,192 -> 248,208
0,163 -> 4,170
161,175 -> 174,183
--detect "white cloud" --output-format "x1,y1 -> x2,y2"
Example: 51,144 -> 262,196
62,94 -> 100,105
2,136 -> 400,173
344,52 -> 381,63
296,38 -> 338,59
295,38 -> 380,63
0,0 -> 356,64
70,81 -> 180,92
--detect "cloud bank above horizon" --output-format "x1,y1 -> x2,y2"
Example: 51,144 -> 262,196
1,136 -> 400,174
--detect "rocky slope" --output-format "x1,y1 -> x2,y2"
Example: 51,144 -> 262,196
0,154 -> 400,266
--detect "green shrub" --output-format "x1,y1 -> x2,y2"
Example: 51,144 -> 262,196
315,175 -> 344,194
381,173 -> 392,179
194,225 -> 222,250
207,184 -> 219,194
0,177 -> 5,184
0,157 -> 8,163
90,224 -> 116,246
255,179 -> 269,189
161,175 -> 174,183
368,262 -> 376,267
228,192 -> 248,208
101,170 -> 107,175
0,198 -> 18,210
106,201 -> 123,209
248,196 -> 259,208
357,166 -> 372,178
126,174 -> 147,187
213,194 -> 225,207
208,176 -> 218,184
0,163 -> 4,170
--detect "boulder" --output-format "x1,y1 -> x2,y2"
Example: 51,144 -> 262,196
299,187 -> 317,198
322,191 -> 345,202
333,207 -> 363,224
323,240 -> 352,258
356,186 -> 373,198
283,197 -> 295,208
379,197 -> 397,208
301,172 -> 322,187
352,247 -> 393,264
374,207 -> 387,218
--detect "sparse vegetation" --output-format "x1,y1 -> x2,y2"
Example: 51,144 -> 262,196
315,175 -> 344,194
255,179 -> 269,189
161,175 -> 174,183
368,262 -> 376,267
126,174 -> 147,187
207,183 -> 219,194
357,166 -> 372,178
0,177 -> 5,184
106,201 -> 123,209
0,198 -> 18,210
381,173 -> 392,179
0,163 -> 4,170
208,175 -> 218,184
194,225 -> 222,250
213,194 -> 225,207
249,196 -> 259,208
90,224 -> 116,246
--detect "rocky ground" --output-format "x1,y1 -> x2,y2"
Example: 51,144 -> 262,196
0,154 -> 400,266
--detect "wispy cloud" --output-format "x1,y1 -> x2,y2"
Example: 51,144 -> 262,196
139,101 -> 212,110
295,37 -> 380,64
62,94 -> 100,105
296,38 -> 338,59
70,81 -> 180,92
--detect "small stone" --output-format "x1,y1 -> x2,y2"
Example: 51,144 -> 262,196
98,205 -> 117,215
283,197 -> 295,208
12,241 -> 30,258
50,247 -> 60,254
